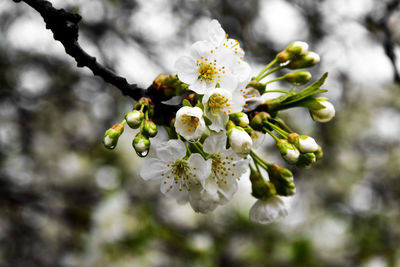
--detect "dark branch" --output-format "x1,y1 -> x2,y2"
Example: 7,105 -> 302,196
13,0 -> 146,100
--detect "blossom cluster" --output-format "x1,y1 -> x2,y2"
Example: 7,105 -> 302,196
103,20 -> 335,224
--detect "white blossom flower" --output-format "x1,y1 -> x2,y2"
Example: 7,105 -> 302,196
140,139 -> 211,204
201,132 -> 249,204
175,41 -> 239,95
310,100 -> 335,123
249,196 -> 288,224
174,106 -> 206,141
228,127 -> 253,157
189,185 -> 220,213
203,88 -> 245,132
297,135 -> 318,153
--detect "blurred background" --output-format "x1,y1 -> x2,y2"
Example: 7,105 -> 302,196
1,0 -> 400,266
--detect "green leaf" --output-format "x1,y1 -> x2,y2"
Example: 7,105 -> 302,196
182,99 -> 192,107
203,116 -> 212,126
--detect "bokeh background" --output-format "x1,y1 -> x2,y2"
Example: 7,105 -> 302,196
1,0 -> 400,266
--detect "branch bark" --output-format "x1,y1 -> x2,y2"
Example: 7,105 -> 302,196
13,0 -> 146,100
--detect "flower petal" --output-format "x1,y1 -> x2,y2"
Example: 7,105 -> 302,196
175,56 -> 198,84
140,158 -> 169,181
203,132 -> 227,154
188,153 -> 211,183
156,139 -> 186,162
208,20 -> 226,47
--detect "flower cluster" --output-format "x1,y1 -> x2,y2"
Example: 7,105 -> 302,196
103,20 -> 335,224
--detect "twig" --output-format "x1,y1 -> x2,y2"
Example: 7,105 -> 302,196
13,0 -> 146,100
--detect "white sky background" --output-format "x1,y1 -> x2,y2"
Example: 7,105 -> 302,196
1,0 -> 399,256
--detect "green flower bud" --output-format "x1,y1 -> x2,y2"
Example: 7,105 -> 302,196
141,120 -> 158,137
246,80 -> 266,94
314,145 -> 323,160
287,52 -> 320,69
133,97 -> 155,118
250,112 -> 271,131
284,71 -> 312,85
250,168 -> 276,199
268,164 -> 296,196
277,41 -> 309,63
125,110 -> 144,129
296,152 -> 316,168
277,139 -> 300,164
132,132 -> 150,157
103,123 -> 124,150
229,112 -> 250,127
227,126 -> 253,157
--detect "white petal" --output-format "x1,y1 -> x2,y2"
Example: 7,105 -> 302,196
189,186 -> 219,213
188,153 -> 211,182
204,177 -> 218,195
232,60 -> 251,82
218,180 -> 238,203
175,56 -> 198,84
203,132 -> 227,154
140,158 -> 168,181
249,197 -> 288,224
190,40 -> 214,59
219,73 -> 237,92
208,19 -> 226,47
190,79 -> 209,95
156,139 -> 186,162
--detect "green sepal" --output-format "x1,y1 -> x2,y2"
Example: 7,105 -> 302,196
182,99 -> 193,107
203,116 -> 212,126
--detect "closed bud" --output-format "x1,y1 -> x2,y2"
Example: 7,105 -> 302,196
296,152 -> 316,168
229,112 -> 249,127
125,110 -> 144,129
310,100 -> 335,123
246,80 -> 266,94
288,133 -> 318,153
141,120 -> 158,137
134,97 -> 155,118
103,123 -> 124,150
277,41 -> 309,63
284,71 -> 312,85
227,126 -> 253,157
276,139 -> 300,164
250,112 -> 271,131
132,132 -> 150,157
287,52 -> 320,69
314,145 -> 323,160
268,164 -> 296,196
250,168 -> 276,199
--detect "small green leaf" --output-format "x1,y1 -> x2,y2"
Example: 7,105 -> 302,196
182,99 -> 192,107
203,116 -> 212,126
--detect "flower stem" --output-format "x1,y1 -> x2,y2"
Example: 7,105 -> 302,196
264,76 -> 285,85
254,57 -> 278,81
177,134 -> 191,156
263,89 -> 290,94
192,142 -> 207,158
257,65 -> 283,81
250,150 -> 271,170
262,127 -> 280,142
264,122 -> 289,139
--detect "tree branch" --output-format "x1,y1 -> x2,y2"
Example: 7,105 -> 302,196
13,0 -> 146,100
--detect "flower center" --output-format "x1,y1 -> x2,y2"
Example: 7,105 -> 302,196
180,114 -> 199,132
208,93 -> 231,117
211,154 -> 236,185
196,56 -> 223,84
162,159 -> 199,192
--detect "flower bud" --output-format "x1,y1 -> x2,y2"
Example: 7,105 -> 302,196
141,120 -> 158,137
288,133 -> 318,153
250,168 -> 276,199
277,41 -> 309,63
103,123 -> 124,150
125,110 -> 144,129
132,132 -> 150,157
296,152 -> 316,168
268,164 -> 296,196
249,196 -> 288,224
229,112 -> 249,128
284,71 -> 312,85
250,112 -> 271,131
310,100 -> 335,123
287,52 -> 320,69
246,80 -> 266,94
276,139 -> 300,164
314,145 -> 323,160
227,126 -> 253,157
134,97 -> 155,117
